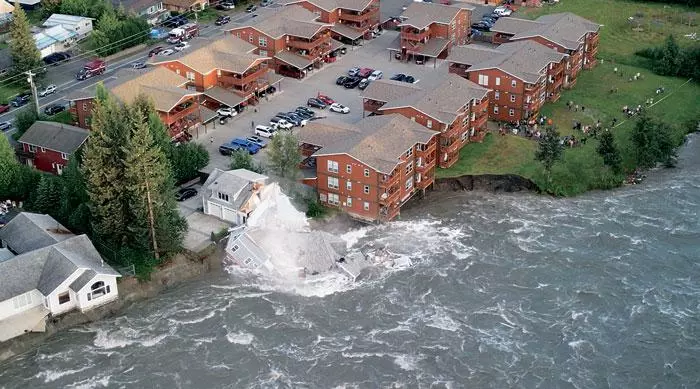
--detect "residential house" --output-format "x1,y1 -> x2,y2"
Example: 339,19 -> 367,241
0,213 -> 120,342
33,25 -> 78,58
202,168 -> 268,225
227,6 -> 339,78
390,2 -> 472,65
43,14 -> 93,39
13,0 -> 41,11
0,1 -> 14,25
447,40 -> 567,123
151,35 -> 282,111
113,0 -> 169,25
17,121 -> 89,175
491,12 -> 600,87
283,0 -> 380,42
298,114 -> 438,222
66,67 -> 202,139
361,73 -> 489,168
163,0 -> 208,13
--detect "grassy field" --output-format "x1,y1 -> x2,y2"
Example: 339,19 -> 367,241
438,0 -> 700,196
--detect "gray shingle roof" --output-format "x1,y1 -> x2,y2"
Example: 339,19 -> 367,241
18,121 -> 88,155
297,114 -> 437,174
244,5 -> 331,39
69,269 -> 96,292
274,50 -> 314,70
0,212 -> 73,254
203,168 -> 255,211
398,2 -> 472,30
283,0 -> 374,12
492,12 -> 600,51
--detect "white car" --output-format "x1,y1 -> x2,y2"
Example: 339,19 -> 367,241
39,84 -> 56,97
174,41 -> 190,51
270,118 -> 293,130
494,6 -> 513,17
329,103 -> 350,114
255,125 -> 275,138
217,107 -> 237,117
368,70 -> 383,81
160,49 -> 175,56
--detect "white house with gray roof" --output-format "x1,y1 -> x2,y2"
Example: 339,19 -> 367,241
202,169 -> 268,225
0,213 -> 120,342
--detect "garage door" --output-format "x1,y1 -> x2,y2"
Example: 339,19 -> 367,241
222,207 -> 238,223
209,203 -> 222,219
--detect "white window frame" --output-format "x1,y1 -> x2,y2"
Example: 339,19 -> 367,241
511,80 -> 517,88
327,176 -> 339,189
363,185 -> 370,194
363,201 -> 370,211
495,77 -> 501,86
327,160 -> 338,173
494,106 -> 499,114
363,168 -> 370,177
405,177 -> 414,190
494,91 -> 500,100
510,95 -> 516,103
346,180 -> 352,191
478,74 -> 488,86
346,164 -> 352,173
328,193 -> 340,205
27,145 -> 36,152
426,119 -> 432,129
509,109 -> 515,117
346,197 -> 352,207
259,36 -> 267,47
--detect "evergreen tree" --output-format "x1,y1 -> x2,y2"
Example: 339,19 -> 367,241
0,134 -> 19,198
31,174 -> 63,216
535,127 -> 564,179
631,113 -> 677,169
9,1 -> 43,75
230,149 -> 264,173
596,131 -> 622,174
655,35 -> 682,76
59,155 -> 92,234
267,132 -> 302,178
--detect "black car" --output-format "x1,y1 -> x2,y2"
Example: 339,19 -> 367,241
44,104 -> 66,115
286,112 -> 307,124
43,52 -> 70,65
218,143 -> 243,155
296,106 -> 315,117
11,93 -> 31,107
307,98 -> 327,109
343,76 -> 362,89
390,73 -> 406,81
483,12 -> 499,20
471,21 -> 490,31
404,75 -> 415,84
266,85 -> 276,94
358,78 -> 370,90
215,15 -> 231,25
163,16 -> 187,27
148,46 -> 164,57
294,109 -> 313,119
336,75 -> 350,85
176,187 -> 197,201
275,112 -> 301,126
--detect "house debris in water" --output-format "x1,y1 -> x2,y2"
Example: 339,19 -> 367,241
224,183 -> 380,281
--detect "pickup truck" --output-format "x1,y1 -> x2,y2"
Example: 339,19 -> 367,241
231,138 -> 261,154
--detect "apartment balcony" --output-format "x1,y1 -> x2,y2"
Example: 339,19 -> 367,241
441,138 -> 462,155
416,142 -> 436,158
588,33 -> 599,46
218,66 -> 267,88
378,172 -> 400,189
548,64 -> 564,77
378,204 -> 401,222
415,155 -> 436,173
339,6 -> 379,23
363,99 -> 385,112
287,35 -> 331,52
379,186 -> 401,206
401,28 -> 430,43
448,63 -> 470,78
471,113 -> 488,129
163,102 -> 199,125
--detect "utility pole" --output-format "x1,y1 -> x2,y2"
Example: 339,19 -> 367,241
25,71 -> 40,116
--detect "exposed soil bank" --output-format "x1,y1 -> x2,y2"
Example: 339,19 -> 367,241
0,246 -> 222,363
434,174 -> 538,193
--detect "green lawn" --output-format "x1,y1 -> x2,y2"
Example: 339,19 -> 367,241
438,0 -> 700,196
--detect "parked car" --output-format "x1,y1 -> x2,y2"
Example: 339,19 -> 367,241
44,104 -> 66,115
481,18 -> 496,27
329,103 -> 350,114
266,86 -> 277,94
336,75 -> 350,85
390,73 -> 406,81
176,187 -> 197,201
347,67 -> 360,77
484,12 -> 499,20
317,94 -> 335,104
160,49 -> 175,56
0,104 -> 9,114
217,107 -> 237,117
296,106 -> 315,117
131,62 -> 147,69
358,67 -> 373,78
246,135 -> 267,148
216,1 -> 235,9
246,4 -> 257,12
343,76 -> 362,89
260,0 -> 273,6
43,52 -> 70,65
11,93 -> 31,107
219,143 -> 243,155
270,117 -> 294,129
231,138 -> 261,154
215,15 -> 231,25
358,78 -> 370,90
174,41 -> 190,51
368,70 -> 383,81
493,6 -> 513,17
307,97 -> 327,109
404,75 -> 416,83
39,84 -> 56,97
254,125 -> 276,138
148,46 -> 164,57
0,121 -> 12,132
164,16 -> 188,27
287,112 -> 308,126
471,21 -> 490,31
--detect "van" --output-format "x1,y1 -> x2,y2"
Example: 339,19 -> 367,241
255,125 -> 275,138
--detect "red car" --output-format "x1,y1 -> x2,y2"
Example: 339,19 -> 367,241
317,94 -> 335,104
0,104 -> 9,114
358,67 -> 373,78
148,46 -> 164,57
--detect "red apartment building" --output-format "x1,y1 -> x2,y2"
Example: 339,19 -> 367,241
17,121 -> 88,175
391,2 -> 472,64
298,115 -> 437,223
66,67 -> 202,139
447,40 -> 567,123
284,0 -> 380,42
360,73 -> 489,169
227,6 -> 340,79
491,12 -> 600,88
151,35 -> 282,110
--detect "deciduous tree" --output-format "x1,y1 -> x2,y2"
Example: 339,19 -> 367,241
230,149 -> 264,173
631,113 -> 677,169
596,131 -> 622,174
535,127 -> 564,179
267,132 -> 302,178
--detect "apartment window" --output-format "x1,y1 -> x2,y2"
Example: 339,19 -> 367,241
495,77 -> 501,86
319,193 -> 327,202
259,50 -> 268,57
511,80 -> 517,88
248,35 -> 253,43
236,32 -> 241,38
259,37 -> 267,47
510,95 -> 516,103
243,257 -> 253,265
61,152 -> 68,160
461,131 -> 469,141
346,164 -> 352,173
494,91 -> 500,100
327,176 -> 339,189
186,71 -> 195,81
493,106 -> 499,114
27,145 -> 36,152
346,181 -> 352,191
405,177 -> 414,190
328,193 -> 340,205
346,197 -> 352,207
410,117 -> 416,121
478,74 -> 488,86
364,168 -> 370,177
509,109 -> 515,117
405,147 -> 413,158
82,102 -> 88,111
426,119 -> 432,129
217,192 -> 229,202
40,147 -> 45,152
89,281 -> 109,300
363,185 -> 370,194
58,292 -> 70,305
526,95 -> 531,103
327,160 -> 338,173
363,201 -> 370,211
217,69 -> 221,76
175,69 -> 180,75
405,163 -> 413,175
231,244 -> 239,252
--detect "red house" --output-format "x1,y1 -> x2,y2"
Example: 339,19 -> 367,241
491,12 -> 600,88
17,121 -> 88,175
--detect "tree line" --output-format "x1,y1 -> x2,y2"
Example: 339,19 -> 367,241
636,35 -> 700,80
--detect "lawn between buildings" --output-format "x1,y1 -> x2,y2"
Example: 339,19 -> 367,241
437,0 -> 700,196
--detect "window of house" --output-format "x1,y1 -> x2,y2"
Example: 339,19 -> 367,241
511,80 -> 517,88
510,95 -> 516,103
346,181 -> 352,191
327,176 -> 339,189
509,109 -> 515,116
363,202 -> 369,211
364,168 -> 370,177
526,95 -> 531,103
27,145 -> 35,152
217,192 -> 230,202
248,35 -> 253,43
494,91 -> 500,100
410,116 -> 415,121
89,281 -> 109,301
319,192 -> 327,202
259,50 -> 268,57
495,77 -> 501,86
58,292 -> 70,304
259,37 -> 267,47
328,193 -> 339,205
478,74 -> 488,86
405,147 -> 413,158
243,257 -> 253,265
405,163 -> 413,174
327,160 -> 338,173
56,164 -> 64,175
346,164 -> 352,173
426,119 -> 432,129
175,69 -> 180,75
186,72 -> 195,81
494,106 -> 499,114
363,185 -> 370,194
82,102 -> 88,111
236,32 -> 241,38
231,244 -> 239,252
40,147 -> 45,152
346,197 -> 352,207
405,177 -> 414,190
461,130 -> 469,141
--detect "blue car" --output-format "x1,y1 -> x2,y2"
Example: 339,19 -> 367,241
231,138 -> 261,154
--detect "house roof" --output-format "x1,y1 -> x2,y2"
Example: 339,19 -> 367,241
283,0 -> 374,12
228,169 -> 268,183
203,86 -> 247,108
362,74 -> 489,124
331,23 -> 365,40
398,2 -> 472,30
112,0 -> 161,13
448,40 -> 567,83
163,0 -> 203,9
297,114 -> 437,174
34,25 -> 77,50
19,121 -> 89,154
416,37 -> 449,58
241,5 -> 331,39
0,234 -> 120,302
151,35 -> 266,75
0,212 -> 74,255
69,269 -> 96,292
203,168 -> 253,211
492,13 -> 599,50
0,248 -> 15,263
43,14 -> 93,28
274,50 -> 314,70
